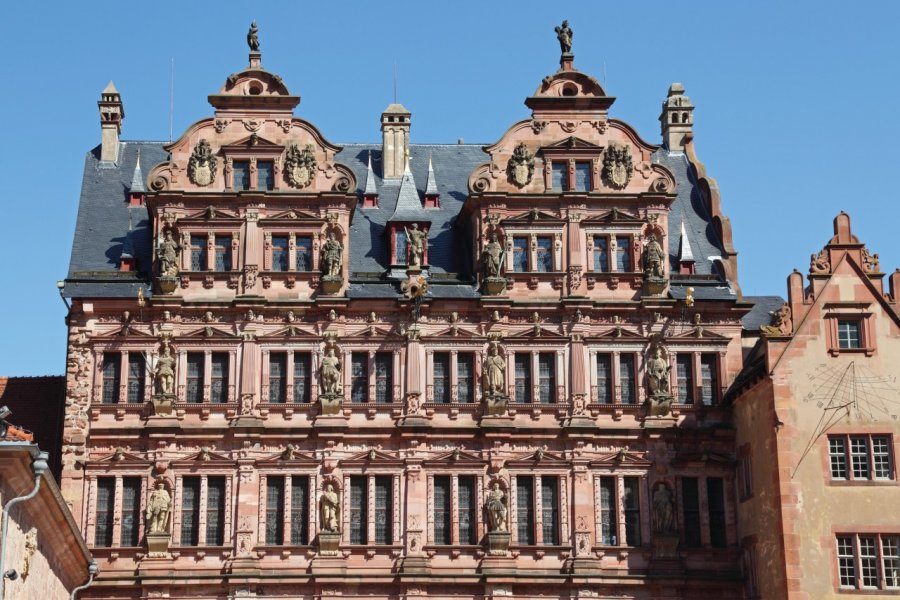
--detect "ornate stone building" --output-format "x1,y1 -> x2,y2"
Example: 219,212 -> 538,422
61,22 -> 778,599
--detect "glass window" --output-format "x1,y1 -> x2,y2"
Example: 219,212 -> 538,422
676,354 -> 694,404
121,477 -> 142,547
395,231 -> 408,265
457,354 -> 474,403
214,235 -> 232,271
861,536 -> 879,588
596,353 -> 612,404
619,354 -> 635,404
375,353 -> 393,404
681,477 -> 701,548
551,162 -> 568,191
211,353 -> 229,404
458,476 -> 476,545
191,235 -> 208,271
700,354 -> 718,405
884,536 -> 900,589
233,160 -> 250,191
296,236 -> 313,271
374,476 -> 392,544
94,478 -> 115,547
598,477 -> 617,545
351,354 -> 368,403
186,353 -> 204,404
293,353 -> 311,403
515,354 -> 532,403
536,236 -> 553,272
538,353 -> 555,404
127,353 -> 145,404
290,476 -> 309,545
830,437 -> 848,479
517,476 -> 535,545
623,477 -> 641,546
180,477 -> 200,546
349,476 -> 367,544
873,437 -> 893,480
206,476 -> 226,546
433,353 -> 450,404
838,320 -> 861,349
593,237 -> 608,272
102,353 -> 121,404
574,161 -> 591,192
433,475 -> 451,545
257,160 -> 274,191
269,353 -> 287,404
616,236 -> 631,272
837,536 -> 856,588
512,238 -> 528,272
541,476 -> 559,545
851,436 -> 870,479
266,476 -> 285,545
707,477 -> 727,548
272,235 -> 289,272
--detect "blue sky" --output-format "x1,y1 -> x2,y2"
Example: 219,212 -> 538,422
1,1 -> 898,376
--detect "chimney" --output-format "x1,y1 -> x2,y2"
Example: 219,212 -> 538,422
98,81 -> 124,162
381,103 -> 410,179
660,83 -> 693,152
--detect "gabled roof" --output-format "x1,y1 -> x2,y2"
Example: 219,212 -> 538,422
388,159 -> 429,223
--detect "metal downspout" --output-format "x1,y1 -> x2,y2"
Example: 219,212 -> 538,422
69,561 -> 98,600
0,451 -> 49,599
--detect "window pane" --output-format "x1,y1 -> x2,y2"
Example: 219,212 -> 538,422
102,353 -> 121,404
206,476 -> 226,546
541,477 -> 559,545
269,353 -> 287,404
215,235 -> 232,271
457,354 -> 474,403
515,354 -> 532,403
552,162 -> 568,191
121,477 -> 142,547
290,476 -> 309,545
211,353 -> 229,404
596,353 -> 612,404
516,476 -> 535,545
349,476 -> 367,544
257,161 -> 274,191
676,354 -> 694,404
127,354 -> 145,404
829,437 -> 848,479
351,355 -> 368,403
433,353 -> 450,404
293,353 -> 311,403
433,476 -> 451,545
616,236 -> 631,271
272,235 -> 289,272
458,476 -> 476,545
623,477 -> 641,547
395,232 -> 408,265
681,477 -> 701,548
707,477 -> 727,548
296,236 -> 313,271
837,536 -> 856,588
95,478 -> 115,547
700,354 -> 718,405
233,160 -> 250,191
574,162 -> 590,192
593,237 -> 608,272
620,354 -> 635,405
191,235 -> 208,271
599,477 -> 617,545
180,477 -> 200,546
375,353 -> 393,404
860,536 -> 878,588
883,536 -> 900,588
838,320 -> 861,349
374,476 -> 392,544
536,237 -> 553,272
538,353 -> 555,404
512,238 -> 528,272
186,353 -> 204,404
266,476 -> 285,545
851,436 -> 870,479
873,436 -> 893,480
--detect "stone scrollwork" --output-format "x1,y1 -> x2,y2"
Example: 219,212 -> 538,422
284,143 -> 317,188
188,139 -> 218,187
602,142 -> 633,189
507,142 -> 535,188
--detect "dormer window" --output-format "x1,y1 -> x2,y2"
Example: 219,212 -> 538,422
233,160 -> 251,190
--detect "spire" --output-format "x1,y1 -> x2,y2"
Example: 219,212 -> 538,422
130,149 -> 145,192
423,154 -> 439,208
678,221 -> 696,274
362,150 -> 379,208
388,153 -> 426,222
119,209 -> 136,272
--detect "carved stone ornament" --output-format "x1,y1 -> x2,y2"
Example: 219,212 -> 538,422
146,481 -> 172,535
760,303 -> 793,337
507,142 -> 535,188
284,143 -> 317,188
187,139 -> 218,187
319,483 -> 340,533
602,142 -> 633,189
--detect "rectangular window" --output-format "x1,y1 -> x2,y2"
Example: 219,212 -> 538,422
101,353 -> 121,404
349,476 -> 367,544
884,536 -> 900,589
541,477 -> 559,545
598,477 -> 617,545
838,320 -> 861,349
861,536 -> 879,588
293,353 -> 311,403
623,476 -> 641,547
266,476 -> 285,545
233,160 -> 250,190
699,354 -> 718,405
536,236 -> 553,272
395,231 -> 408,265
538,353 -> 555,404
707,477 -> 727,548
457,354 -> 474,403
296,236 -> 313,271
676,354 -> 694,404
517,476 -> 535,545
121,477 -> 142,547
593,236 -> 609,272
552,162 -> 568,192
515,354 -> 532,403
619,354 -> 636,405
290,476 -> 309,545
269,353 -> 287,404
94,478 -> 115,547
851,436 -> 870,480
211,353 -> 229,404
835,534 -> 900,591
830,437 -> 848,479
375,353 -> 393,404
512,238 -> 528,272
616,236 -> 631,272
180,477 -> 200,546
458,476 -> 476,545
873,437 -> 893,480
433,475 -> 451,545
837,536 -> 857,588
433,353 -> 450,404
272,235 -> 289,272
186,352 -> 204,404
257,160 -> 274,191
214,235 -> 232,272
829,434 -> 894,481
574,162 -> 591,192
682,477 -> 701,548
191,235 -> 208,271
351,354 -> 369,403
596,353 -> 612,404
206,476 -> 226,546
127,353 -> 145,404
374,476 -> 393,544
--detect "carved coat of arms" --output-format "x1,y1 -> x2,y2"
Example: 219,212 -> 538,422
602,142 -> 633,189
284,144 -> 317,188
507,143 -> 534,187
188,139 -> 218,187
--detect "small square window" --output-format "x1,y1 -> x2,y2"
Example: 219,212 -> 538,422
838,320 -> 861,349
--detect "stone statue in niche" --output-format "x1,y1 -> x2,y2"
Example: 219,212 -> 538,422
554,20 -> 573,54
188,139 -> 217,187
319,483 -> 340,532
154,343 -> 176,397
247,21 -> 259,52
284,144 -> 317,188
602,142 -> 633,189
319,348 -> 343,416
481,233 -> 507,296
652,484 -> 675,534
507,143 -> 534,188
320,232 -> 343,294
157,230 -> 180,278
405,223 -> 428,268
484,482 -> 508,533
643,234 -> 666,279
646,345 -> 673,417
146,481 -> 172,534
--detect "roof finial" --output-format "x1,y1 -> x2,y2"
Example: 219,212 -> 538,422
247,21 -> 260,52
555,20 -> 574,70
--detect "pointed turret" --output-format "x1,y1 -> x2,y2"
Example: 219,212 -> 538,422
362,150 -> 379,208
423,155 -> 439,208
98,81 -> 124,162
387,153 -> 431,268
678,221 -> 696,274
119,210 -> 136,272
129,149 -> 145,206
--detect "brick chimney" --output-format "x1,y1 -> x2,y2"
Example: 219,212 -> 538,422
98,81 -> 124,162
381,103 -> 410,179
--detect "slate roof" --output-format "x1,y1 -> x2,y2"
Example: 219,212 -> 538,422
740,295 -> 786,331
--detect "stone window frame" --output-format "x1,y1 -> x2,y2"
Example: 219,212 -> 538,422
585,228 -> 641,275
505,346 -> 567,406
587,347 -> 642,407
341,346 -> 403,410
425,472 -> 483,547
91,346 -> 153,409
592,472 -> 649,549
509,472 -> 569,548
172,471 -> 235,549
424,348 -> 479,406
261,228 -> 321,273
823,303 -> 876,357
671,351 -> 725,406
258,345 -> 320,407
258,472 -> 316,548
823,432 -> 896,486
341,472 -> 402,549
84,473 -> 148,550
169,344 -> 239,407
181,227 -> 242,274
503,227 -> 564,274
831,532 -> 900,592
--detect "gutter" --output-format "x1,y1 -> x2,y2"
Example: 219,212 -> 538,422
0,451 -> 48,598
